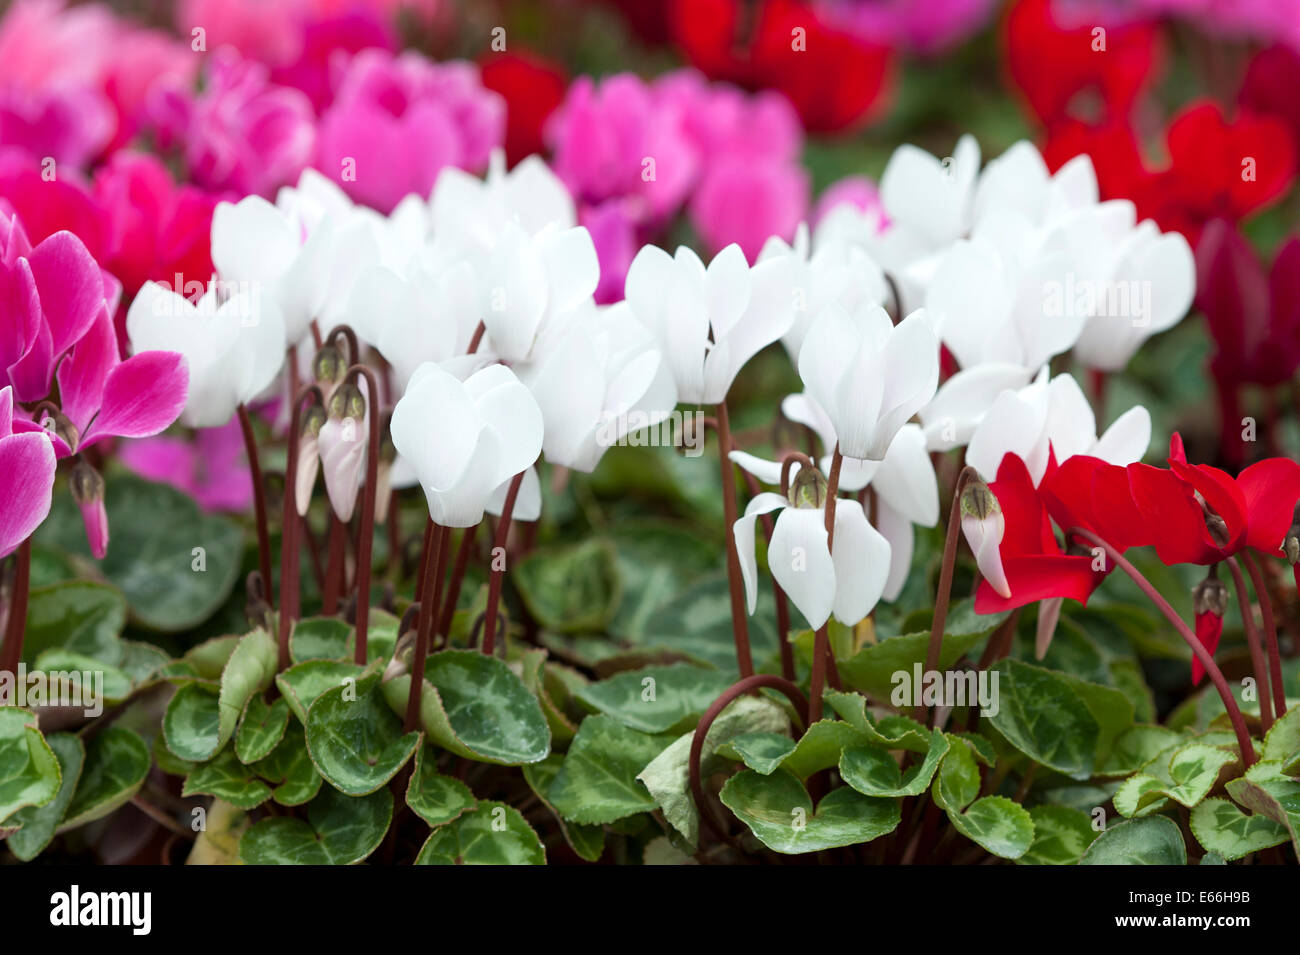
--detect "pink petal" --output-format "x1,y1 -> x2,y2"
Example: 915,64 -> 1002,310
0,432 -> 55,558
25,230 -> 105,356
56,307 -> 120,438
82,351 -> 188,446
78,496 -> 109,560
11,416 -> 72,458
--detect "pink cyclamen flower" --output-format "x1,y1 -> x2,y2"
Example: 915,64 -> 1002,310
314,49 -> 504,213
0,213 -> 107,403
0,384 -> 56,559
149,51 -> 316,198
119,415 -> 253,514
814,0 -> 1000,54
690,154 -> 809,262
0,83 -> 114,168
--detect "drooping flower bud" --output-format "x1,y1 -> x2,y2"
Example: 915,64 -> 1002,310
35,403 -> 78,454
1190,565 -> 1228,685
960,477 -> 1010,598
313,344 -> 345,398
1283,500 -> 1300,565
319,380 -> 368,523
787,466 -> 828,509
295,401 -> 327,517
1203,511 -> 1230,548
69,459 -> 108,559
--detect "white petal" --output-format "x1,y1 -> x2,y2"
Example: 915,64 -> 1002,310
1090,404 -> 1151,466
871,425 -> 939,526
829,500 -> 891,624
734,492 -> 786,615
769,506 -> 835,630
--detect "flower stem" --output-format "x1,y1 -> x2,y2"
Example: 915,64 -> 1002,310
404,520 -> 445,732
481,472 -> 524,657
437,524 -> 480,642
237,403 -> 273,605
919,466 -> 978,725
1225,556 -> 1274,731
1070,527 -> 1256,765
0,537 -> 32,677
348,365 -> 382,665
321,515 -> 347,615
277,387 -> 319,670
689,674 -> 808,842
1243,550 -> 1287,717
808,445 -> 846,725
714,402 -> 754,679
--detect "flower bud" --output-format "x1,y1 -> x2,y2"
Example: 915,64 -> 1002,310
328,381 -> 365,422
1203,512 -> 1230,548
787,467 -> 828,509
960,478 -> 1010,599
1284,501 -> 1300,565
313,344 -> 345,391
1190,565 -> 1227,686
69,459 -> 108,559
295,402 -> 327,517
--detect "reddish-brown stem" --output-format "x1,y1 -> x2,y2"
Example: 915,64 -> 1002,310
481,472 -> 525,657
237,403 -> 273,605
919,466 -> 977,725
404,520 -> 445,732
277,386 -> 321,670
1242,550 -> 1287,716
414,519 -> 434,604
467,321 -> 486,355
347,365 -> 382,665
321,515 -> 347,615
714,402 -> 754,678
438,523 -> 479,642
689,675 -> 808,842
1225,557 -> 1274,731
1069,527 -> 1256,764
0,537 -> 32,676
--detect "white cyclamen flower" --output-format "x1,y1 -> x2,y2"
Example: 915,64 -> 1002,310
624,243 -> 794,405
917,363 -> 1033,451
797,302 -> 939,461
521,302 -> 677,472
734,483 -> 891,629
390,362 -> 543,528
965,368 -> 1151,486
126,280 -> 286,428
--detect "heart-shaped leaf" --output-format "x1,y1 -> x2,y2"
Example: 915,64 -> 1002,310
1114,742 -> 1238,817
405,747 -> 476,828
163,682 -> 221,762
1225,761 -> 1300,856
19,581 -> 125,665
0,710 -> 61,827
5,732 -> 82,860
254,728 -> 323,806
1020,804 -> 1098,865
931,735 -> 981,813
236,696 -> 290,764
716,732 -> 797,775
276,660 -> 364,725
217,629 -> 277,754
415,801 -> 546,865
522,755 -> 604,862
29,649 -> 133,704
306,668 -> 421,796
719,770 -> 901,853
1190,797 -> 1289,861
1079,816 -> 1187,865
513,539 -> 621,633
985,659 -> 1100,780
239,786 -> 392,864
547,714 -> 672,825
183,749 -> 272,809
381,650 -> 549,766
289,617 -> 352,663
840,730 -> 948,798
946,796 -> 1035,860
576,664 -> 733,734
59,726 -> 149,832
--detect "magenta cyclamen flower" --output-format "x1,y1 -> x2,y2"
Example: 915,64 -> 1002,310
149,51 -> 316,198
314,49 -> 505,214
0,384 -> 55,559
0,83 -> 114,168
814,0 -> 1000,54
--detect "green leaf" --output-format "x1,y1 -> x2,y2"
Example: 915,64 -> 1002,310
716,732 -> 797,775
575,664 -> 733,734
253,728 -> 322,806
289,616 -> 352,663
1114,742 -> 1238,817
824,691 -> 933,753
634,574 -> 779,672
637,695 -> 792,847
547,714 -> 671,825
840,731 -> 948,798
238,786 -> 392,864
217,629 -> 278,755
518,650 -> 582,746
985,659 -> 1101,780
381,650 -> 550,766
781,720 -> 866,779
719,771 -> 901,853
1225,761 -> 1300,856
59,726 -> 149,831
414,801 -> 546,865
607,523 -> 717,641
6,733 -> 82,860
405,747 -> 476,828
1020,805 -> 1098,865
513,539 -> 621,633
522,755 -> 605,862
184,635 -> 240,680
931,735 -> 981,813
838,628 -> 988,701
236,696 -> 290,764
1079,816 -> 1187,865
1262,707 -> 1300,767
182,748 -> 272,809
19,581 -> 126,665
305,668 -> 421,796
37,474 -> 243,631
275,660 -> 364,725
163,682 -> 222,762
946,796 -> 1035,860
29,649 -> 133,703
1097,725 -> 1185,777
1190,798 -> 1288,861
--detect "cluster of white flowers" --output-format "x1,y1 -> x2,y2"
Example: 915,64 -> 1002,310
123,135 -> 1195,634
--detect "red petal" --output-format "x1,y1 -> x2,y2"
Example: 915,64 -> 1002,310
1236,457 -> 1300,555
